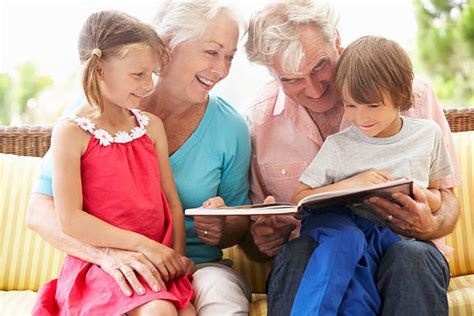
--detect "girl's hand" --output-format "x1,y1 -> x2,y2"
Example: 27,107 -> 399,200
140,242 -> 184,283
347,169 -> 394,187
180,255 -> 196,275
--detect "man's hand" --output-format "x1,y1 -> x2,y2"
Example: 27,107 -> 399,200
249,196 -> 298,257
99,248 -> 165,296
194,197 -> 227,245
366,184 -> 438,240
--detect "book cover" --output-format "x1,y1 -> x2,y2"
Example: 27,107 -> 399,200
184,178 -> 413,216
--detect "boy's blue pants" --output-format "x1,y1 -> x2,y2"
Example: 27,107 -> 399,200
291,207 -> 400,316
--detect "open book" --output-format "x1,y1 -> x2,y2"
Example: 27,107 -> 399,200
184,178 -> 414,216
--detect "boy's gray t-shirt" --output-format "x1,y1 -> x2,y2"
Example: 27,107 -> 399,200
299,116 -> 454,224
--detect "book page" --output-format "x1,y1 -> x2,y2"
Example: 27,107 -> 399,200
184,178 -> 413,216
298,178 -> 413,209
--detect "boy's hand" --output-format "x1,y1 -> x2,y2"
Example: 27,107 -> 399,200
347,169 -> 394,187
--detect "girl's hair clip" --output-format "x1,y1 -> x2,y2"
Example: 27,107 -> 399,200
91,48 -> 102,58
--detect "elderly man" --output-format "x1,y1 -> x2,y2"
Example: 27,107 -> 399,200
242,1 -> 461,315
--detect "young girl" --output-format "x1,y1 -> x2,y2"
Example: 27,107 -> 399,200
290,36 -> 454,315
33,11 -> 195,316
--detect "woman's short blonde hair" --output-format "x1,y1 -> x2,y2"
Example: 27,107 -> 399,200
153,0 -> 243,49
334,36 -> 414,111
245,0 -> 339,73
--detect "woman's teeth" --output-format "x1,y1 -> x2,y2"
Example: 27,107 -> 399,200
197,75 -> 214,86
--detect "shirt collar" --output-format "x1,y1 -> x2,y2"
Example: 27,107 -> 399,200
273,87 -> 287,116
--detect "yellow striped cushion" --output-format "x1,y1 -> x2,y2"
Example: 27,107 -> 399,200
448,274 -> 474,316
222,246 -> 272,294
0,154 -> 65,291
446,132 -> 474,277
250,294 -> 268,316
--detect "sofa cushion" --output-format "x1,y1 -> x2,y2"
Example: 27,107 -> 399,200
0,290 -> 37,315
222,245 -> 272,294
0,153 -> 65,291
447,132 -> 474,277
250,294 -> 268,316
448,274 -> 474,316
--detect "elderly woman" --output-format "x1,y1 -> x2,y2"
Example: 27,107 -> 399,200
242,0 -> 461,315
27,1 -> 252,315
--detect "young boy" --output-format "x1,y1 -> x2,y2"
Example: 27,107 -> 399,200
290,36 -> 454,316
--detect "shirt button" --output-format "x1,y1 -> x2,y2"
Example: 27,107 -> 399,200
281,168 -> 288,175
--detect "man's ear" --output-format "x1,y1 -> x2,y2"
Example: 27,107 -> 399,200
335,29 -> 344,55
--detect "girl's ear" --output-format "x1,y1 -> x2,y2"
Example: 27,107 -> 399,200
95,61 -> 104,78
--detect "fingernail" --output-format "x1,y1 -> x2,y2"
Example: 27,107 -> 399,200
126,290 -> 132,296
369,197 -> 377,203
204,201 -> 211,207
153,284 -> 160,292
138,288 -> 145,295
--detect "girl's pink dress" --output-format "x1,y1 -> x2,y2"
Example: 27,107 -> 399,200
33,110 -> 193,315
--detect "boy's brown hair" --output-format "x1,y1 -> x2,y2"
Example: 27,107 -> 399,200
78,10 -> 168,112
334,36 -> 413,111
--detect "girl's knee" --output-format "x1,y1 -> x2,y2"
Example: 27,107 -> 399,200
178,304 -> 196,316
128,300 -> 178,316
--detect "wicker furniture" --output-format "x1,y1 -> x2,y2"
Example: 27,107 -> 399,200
1,108 -> 474,156
1,107 -> 474,315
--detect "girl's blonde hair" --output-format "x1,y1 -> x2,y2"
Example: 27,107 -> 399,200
335,36 -> 414,111
78,10 -> 168,112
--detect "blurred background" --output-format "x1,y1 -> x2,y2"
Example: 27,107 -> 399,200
0,0 -> 473,125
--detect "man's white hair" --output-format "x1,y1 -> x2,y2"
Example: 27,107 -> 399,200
245,0 -> 339,73
153,0 -> 243,50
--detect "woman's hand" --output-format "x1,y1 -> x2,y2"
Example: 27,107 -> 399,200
139,241 -> 184,283
99,248 -> 165,295
194,197 -> 227,245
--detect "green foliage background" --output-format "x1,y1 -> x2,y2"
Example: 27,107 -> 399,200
0,63 -> 52,125
414,0 -> 474,107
